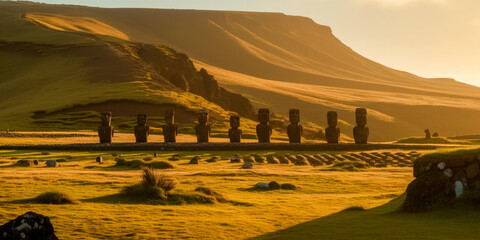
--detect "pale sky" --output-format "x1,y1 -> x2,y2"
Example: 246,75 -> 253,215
26,0 -> 480,87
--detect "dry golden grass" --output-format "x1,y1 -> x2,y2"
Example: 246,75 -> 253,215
0,148 -> 426,239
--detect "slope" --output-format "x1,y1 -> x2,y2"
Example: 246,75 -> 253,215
0,2 -> 258,136
3,2 -> 480,140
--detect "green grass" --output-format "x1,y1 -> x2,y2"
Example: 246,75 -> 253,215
396,137 -> 455,144
253,195 -> 480,240
0,148 -> 421,239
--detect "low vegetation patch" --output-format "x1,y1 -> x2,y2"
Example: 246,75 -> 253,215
329,161 -> 369,171
396,137 -> 454,144
32,192 -> 77,204
114,158 -> 174,169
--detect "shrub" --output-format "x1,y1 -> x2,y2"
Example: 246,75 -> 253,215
33,192 -> 76,204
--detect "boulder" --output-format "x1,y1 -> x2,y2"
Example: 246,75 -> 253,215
266,155 -> 279,164
254,182 -> 269,189
443,168 -> 453,178
189,156 -> 200,164
0,212 -> 58,240
45,160 -> 58,168
230,157 -> 241,163
437,162 -> 445,170
241,163 -> 253,169
243,156 -> 255,163
33,160 -> 39,166
253,155 -> 266,163
15,160 -> 34,167
466,162 -> 480,179
96,156 -> 103,163
268,181 -> 281,190
153,152 -> 158,158
403,170 -> 452,213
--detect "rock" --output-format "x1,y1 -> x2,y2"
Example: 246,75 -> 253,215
403,170 -> 451,213
280,183 -> 297,190
189,156 -> 200,164
455,181 -> 464,198
268,181 -> 281,190
243,156 -> 255,163
96,156 -> 103,163
266,155 -> 279,164
437,162 -> 445,170
241,163 -> 253,169
15,160 -> 34,167
254,182 -> 269,189
0,212 -> 58,240
443,168 -> 453,178
253,155 -> 266,163
33,160 -> 38,166
45,160 -> 58,168
466,162 -> 480,179
230,157 -> 242,163
153,152 -> 158,158
277,156 -> 290,164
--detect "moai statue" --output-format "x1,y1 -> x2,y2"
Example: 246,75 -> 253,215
228,115 -> 242,143
98,112 -> 114,143
195,108 -> 211,143
287,109 -> 303,143
425,129 -> 431,139
256,108 -> 272,143
325,111 -> 340,143
162,110 -> 178,143
134,114 -> 149,143
353,108 -> 369,144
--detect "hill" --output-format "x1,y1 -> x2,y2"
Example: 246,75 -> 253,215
2,2 -> 480,140
0,1 -> 261,136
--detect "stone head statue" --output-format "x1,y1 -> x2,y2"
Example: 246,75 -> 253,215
258,108 -> 270,124
165,110 -> 175,125
289,109 -> 300,124
230,115 -> 240,129
327,111 -> 338,127
198,108 -> 209,125
137,114 -> 147,126
355,108 -> 367,127
101,112 -> 112,126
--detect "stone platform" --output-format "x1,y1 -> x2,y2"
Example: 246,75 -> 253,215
0,143 -> 457,151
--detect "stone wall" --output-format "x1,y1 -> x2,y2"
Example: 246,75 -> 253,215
404,150 -> 480,212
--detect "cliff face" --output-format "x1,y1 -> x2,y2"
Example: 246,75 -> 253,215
134,43 -> 255,117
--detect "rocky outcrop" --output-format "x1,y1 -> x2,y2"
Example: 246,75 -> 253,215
405,151 -> 480,212
0,212 -> 58,240
134,44 -> 255,118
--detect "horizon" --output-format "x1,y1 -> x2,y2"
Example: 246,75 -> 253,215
12,0 -> 480,87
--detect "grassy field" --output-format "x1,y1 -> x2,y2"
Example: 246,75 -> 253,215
0,146 -> 452,239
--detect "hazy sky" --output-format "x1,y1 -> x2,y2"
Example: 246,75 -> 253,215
28,0 -> 480,86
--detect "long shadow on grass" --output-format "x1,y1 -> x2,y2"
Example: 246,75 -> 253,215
249,194 -> 480,240
83,191 -> 253,206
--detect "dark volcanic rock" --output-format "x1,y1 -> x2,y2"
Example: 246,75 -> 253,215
135,44 -> 255,118
268,181 -> 281,190
45,160 -> 58,168
403,170 -> 452,213
0,212 -> 58,240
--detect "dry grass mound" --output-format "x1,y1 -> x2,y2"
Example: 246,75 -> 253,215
32,192 -> 77,204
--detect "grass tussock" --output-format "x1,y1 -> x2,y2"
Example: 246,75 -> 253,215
122,167 -> 177,201
115,158 -> 174,169
32,191 -> 77,204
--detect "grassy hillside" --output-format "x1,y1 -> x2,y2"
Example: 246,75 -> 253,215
2,2 -> 480,140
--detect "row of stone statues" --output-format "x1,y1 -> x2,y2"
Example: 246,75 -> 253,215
98,108 -> 369,144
